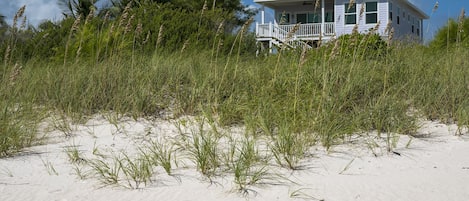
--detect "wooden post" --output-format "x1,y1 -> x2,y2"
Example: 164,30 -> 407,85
321,0 -> 325,36
261,6 -> 265,24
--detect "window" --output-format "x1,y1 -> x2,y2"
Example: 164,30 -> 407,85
397,7 -> 400,24
389,3 -> 393,21
278,12 -> 290,24
297,13 -> 320,24
417,19 -> 421,36
345,3 -> 357,24
412,25 -> 414,33
366,2 -> 378,24
325,10 -> 335,22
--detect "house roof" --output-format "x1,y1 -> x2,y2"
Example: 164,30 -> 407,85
254,0 -> 429,19
253,0 -> 311,8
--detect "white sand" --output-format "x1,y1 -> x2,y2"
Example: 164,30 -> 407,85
1,116 -> 468,201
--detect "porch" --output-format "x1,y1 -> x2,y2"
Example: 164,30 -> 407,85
256,22 -> 335,40
254,0 -> 336,49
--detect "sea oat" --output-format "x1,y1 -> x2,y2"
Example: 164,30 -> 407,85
348,0 -> 356,11
109,23 -> 115,35
432,1 -> 439,13
299,44 -> 308,66
181,39 -> 190,53
385,20 -> 392,34
9,63 -> 22,86
359,3 -> 365,20
20,16 -> 27,30
217,38 -> 224,52
371,21 -> 381,34
318,33 -> 323,47
13,5 -> 26,30
387,28 -> 394,46
64,15 -> 81,66
330,39 -> 340,60
4,45 -> 11,65
75,46 -> 82,62
103,11 -> 110,24
156,25 -> 164,48
143,31 -> 150,44
458,8 -> 465,33
135,23 -> 143,36
119,12 -> 129,28
216,21 -> 225,36
71,15 -> 82,33
286,24 -> 300,42
240,17 -> 254,34
457,8 -> 465,44
202,0 -> 208,15
124,14 -> 135,35
85,8 -> 94,25
352,24 -> 359,34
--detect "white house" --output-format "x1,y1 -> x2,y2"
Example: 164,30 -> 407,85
254,0 -> 429,49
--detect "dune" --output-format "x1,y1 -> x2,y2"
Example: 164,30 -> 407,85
1,116 -> 468,201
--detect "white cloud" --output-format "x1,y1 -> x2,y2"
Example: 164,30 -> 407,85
0,0 -> 62,27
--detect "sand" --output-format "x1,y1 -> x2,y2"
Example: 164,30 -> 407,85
1,116 -> 468,201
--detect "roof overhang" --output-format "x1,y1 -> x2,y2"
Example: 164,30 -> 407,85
254,0 -> 429,19
254,0 -> 313,9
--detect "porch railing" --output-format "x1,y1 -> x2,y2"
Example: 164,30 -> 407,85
256,22 -> 335,39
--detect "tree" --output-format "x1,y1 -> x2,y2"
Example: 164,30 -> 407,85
58,0 -> 101,19
107,0 -> 256,26
429,16 -> 469,49
0,14 -> 8,48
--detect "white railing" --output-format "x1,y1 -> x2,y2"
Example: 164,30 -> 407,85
267,24 -> 311,49
256,22 -> 335,39
324,23 -> 335,35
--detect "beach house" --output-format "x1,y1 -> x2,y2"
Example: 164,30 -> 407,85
254,0 -> 429,49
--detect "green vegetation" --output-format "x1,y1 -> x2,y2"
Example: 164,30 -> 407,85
430,9 -> 468,49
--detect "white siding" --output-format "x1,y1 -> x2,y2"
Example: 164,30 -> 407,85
388,0 -> 424,40
334,0 -> 389,37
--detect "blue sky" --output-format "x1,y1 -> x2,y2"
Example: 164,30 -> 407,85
0,0 -> 467,41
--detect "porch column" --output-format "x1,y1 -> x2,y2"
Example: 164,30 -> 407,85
261,6 -> 265,24
321,0 -> 325,36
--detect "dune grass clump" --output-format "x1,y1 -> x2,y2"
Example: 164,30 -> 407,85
0,100 -> 41,157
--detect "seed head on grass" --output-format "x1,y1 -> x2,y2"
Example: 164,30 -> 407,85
118,2 -> 132,29
155,24 -> 164,49
9,63 -> 22,86
181,39 -> 190,53
329,38 -> 340,60
143,31 -> 151,45
102,11 -> 110,25
13,5 -> 26,30
64,15 -> 82,66
85,8 -> 94,25
4,45 -> 11,66
432,1 -> 439,13
348,0 -> 355,11
124,14 -> 135,35
359,2 -> 365,19
457,8 -> 465,44
20,16 -> 27,30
